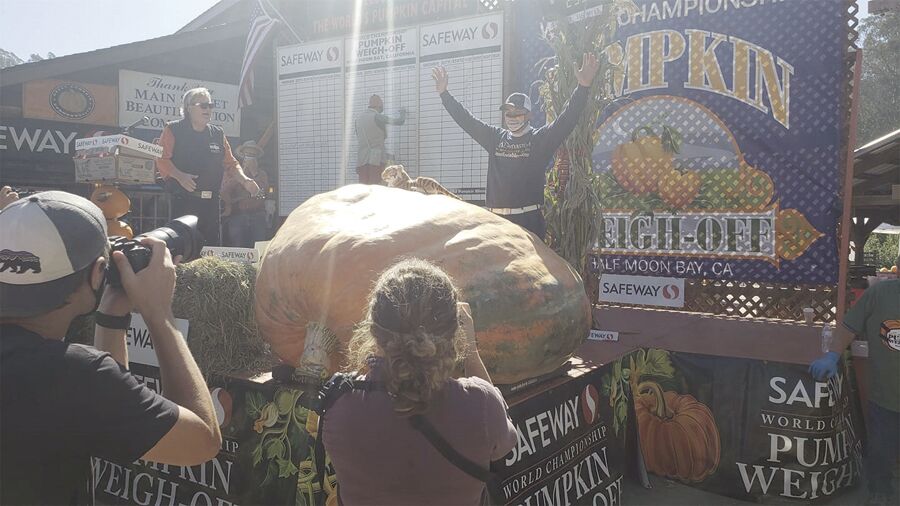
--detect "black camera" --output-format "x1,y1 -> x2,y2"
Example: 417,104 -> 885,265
107,215 -> 204,287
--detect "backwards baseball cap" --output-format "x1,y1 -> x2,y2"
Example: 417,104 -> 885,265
0,191 -> 108,318
499,92 -> 532,112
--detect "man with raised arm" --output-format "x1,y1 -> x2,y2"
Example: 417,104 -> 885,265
432,53 -> 600,238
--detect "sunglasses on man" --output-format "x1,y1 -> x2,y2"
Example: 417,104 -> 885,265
192,102 -> 215,110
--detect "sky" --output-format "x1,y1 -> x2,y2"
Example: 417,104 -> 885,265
0,0 -> 872,60
0,0 -> 222,60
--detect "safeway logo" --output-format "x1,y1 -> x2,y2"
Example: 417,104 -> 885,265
482,21 -> 499,39
581,384 -> 600,425
598,274 -> 685,308
326,47 -> 340,62
662,284 -> 680,300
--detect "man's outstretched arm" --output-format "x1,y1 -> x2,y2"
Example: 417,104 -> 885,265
539,53 -> 600,153
433,66 -> 500,151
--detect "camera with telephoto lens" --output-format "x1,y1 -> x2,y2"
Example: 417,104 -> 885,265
106,215 -> 204,287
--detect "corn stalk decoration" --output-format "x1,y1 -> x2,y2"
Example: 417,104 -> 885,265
538,1 -> 632,273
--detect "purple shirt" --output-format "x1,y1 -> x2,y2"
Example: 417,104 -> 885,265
322,369 -> 517,505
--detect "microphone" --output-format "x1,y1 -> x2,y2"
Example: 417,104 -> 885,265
123,116 -> 149,133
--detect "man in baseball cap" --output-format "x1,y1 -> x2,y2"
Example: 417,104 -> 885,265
1,191 -> 221,505
432,53 -> 600,239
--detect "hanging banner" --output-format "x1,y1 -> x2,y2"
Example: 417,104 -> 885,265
575,0 -> 850,285
626,349 -> 863,502
118,70 -> 241,137
23,79 -> 118,126
493,362 -> 629,506
93,378 -> 318,506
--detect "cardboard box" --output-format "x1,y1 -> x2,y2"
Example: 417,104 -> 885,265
73,135 -> 161,184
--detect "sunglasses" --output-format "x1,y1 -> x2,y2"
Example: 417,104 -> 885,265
191,102 -> 215,110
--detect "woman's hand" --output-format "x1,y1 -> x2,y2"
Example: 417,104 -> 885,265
457,302 -> 477,354
458,302 -> 492,383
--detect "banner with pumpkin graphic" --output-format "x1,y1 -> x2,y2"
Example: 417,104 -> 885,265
622,349 -> 864,502
93,370 -> 326,506
586,0 -> 850,284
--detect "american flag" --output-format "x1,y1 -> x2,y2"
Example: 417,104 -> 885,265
238,0 -> 279,108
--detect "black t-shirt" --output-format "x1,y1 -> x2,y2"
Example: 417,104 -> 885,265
0,324 -> 180,505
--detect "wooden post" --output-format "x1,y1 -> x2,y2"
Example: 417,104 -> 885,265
836,50 -> 863,322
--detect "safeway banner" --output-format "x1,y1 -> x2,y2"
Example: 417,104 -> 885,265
580,0 -> 850,284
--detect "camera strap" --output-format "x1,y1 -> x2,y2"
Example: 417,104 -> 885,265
312,372 -> 383,503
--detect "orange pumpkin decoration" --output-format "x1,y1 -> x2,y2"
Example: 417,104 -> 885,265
91,185 -> 131,219
106,219 -> 133,239
635,382 -> 721,482
611,129 -> 674,196
254,185 -> 590,385
722,162 -> 775,211
658,169 -> 701,210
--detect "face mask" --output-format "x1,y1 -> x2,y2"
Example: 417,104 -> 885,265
506,116 -> 529,134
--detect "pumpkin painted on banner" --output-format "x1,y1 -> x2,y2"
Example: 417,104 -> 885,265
635,381 -> 721,482
611,136 -> 671,195
255,185 -> 590,385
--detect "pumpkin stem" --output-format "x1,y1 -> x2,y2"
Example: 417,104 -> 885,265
637,381 -> 673,419
631,125 -> 657,143
295,322 -> 338,384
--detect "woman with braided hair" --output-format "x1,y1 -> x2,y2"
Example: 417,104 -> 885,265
322,258 -> 517,505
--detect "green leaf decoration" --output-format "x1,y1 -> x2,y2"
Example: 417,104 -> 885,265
275,389 -> 298,415
640,349 -> 675,379
276,457 -> 299,478
251,442 -> 263,467
246,391 -> 265,418
264,438 -> 286,460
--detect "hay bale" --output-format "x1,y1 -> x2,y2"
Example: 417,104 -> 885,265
66,257 -> 275,379
173,257 -> 275,379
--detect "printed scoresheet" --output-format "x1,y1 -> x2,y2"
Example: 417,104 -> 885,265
277,13 -> 503,214
277,39 -> 344,216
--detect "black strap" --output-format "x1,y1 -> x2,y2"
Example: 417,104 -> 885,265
314,373 -> 383,502
408,415 -> 492,483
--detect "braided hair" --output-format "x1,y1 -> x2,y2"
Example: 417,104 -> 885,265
347,258 -> 464,415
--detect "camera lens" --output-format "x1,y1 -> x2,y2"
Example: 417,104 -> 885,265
137,215 -> 203,262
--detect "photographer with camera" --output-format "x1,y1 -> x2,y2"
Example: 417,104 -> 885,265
0,191 -> 221,505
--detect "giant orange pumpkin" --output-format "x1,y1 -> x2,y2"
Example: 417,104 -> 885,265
635,382 -> 721,483
255,185 -> 590,385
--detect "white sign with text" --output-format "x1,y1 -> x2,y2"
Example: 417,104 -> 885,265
126,313 -> 190,367
588,330 -> 620,342
599,274 -> 685,308
118,70 -> 241,136
200,246 -> 258,264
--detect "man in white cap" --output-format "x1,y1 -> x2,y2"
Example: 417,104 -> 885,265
355,94 -> 407,184
0,192 -> 221,504
432,53 -> 600,238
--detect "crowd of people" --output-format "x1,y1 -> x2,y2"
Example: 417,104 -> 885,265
0,56 -> 897,506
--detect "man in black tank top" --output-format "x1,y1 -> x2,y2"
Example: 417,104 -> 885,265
157,88 -> 260,245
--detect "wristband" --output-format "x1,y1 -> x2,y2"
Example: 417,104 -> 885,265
95,312 -> 132,330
